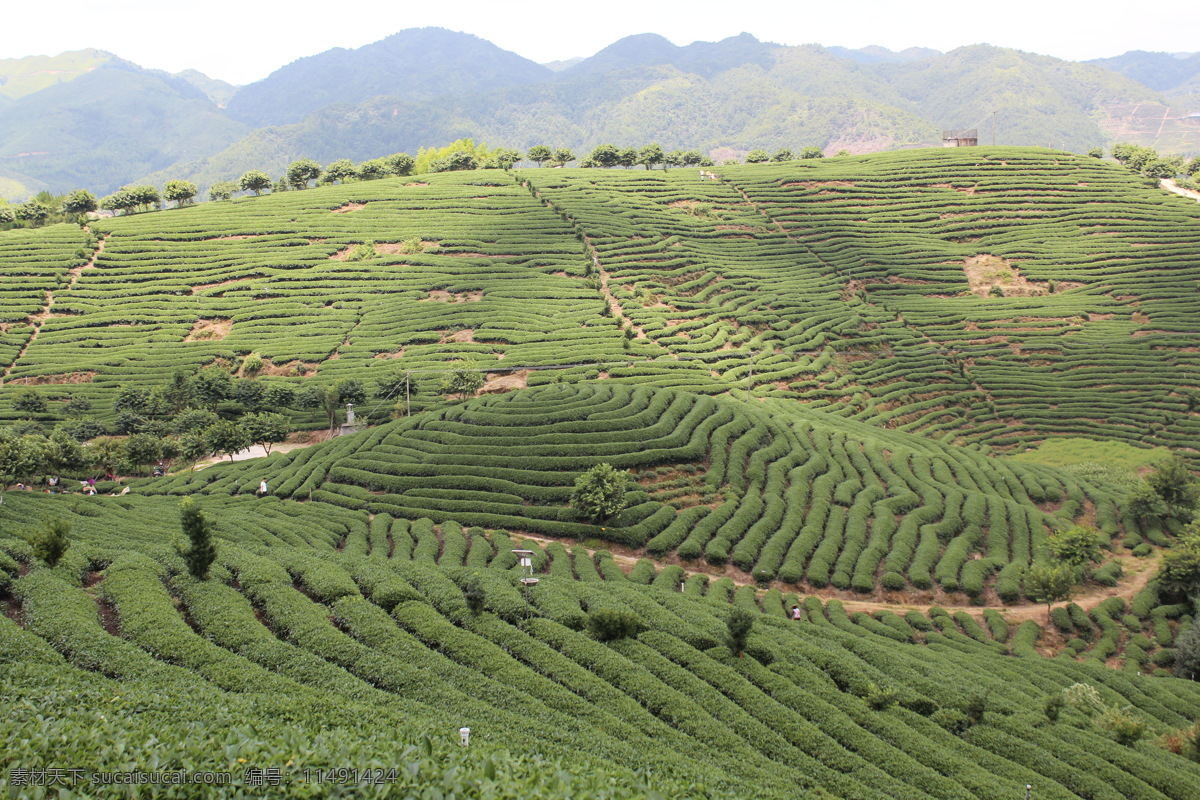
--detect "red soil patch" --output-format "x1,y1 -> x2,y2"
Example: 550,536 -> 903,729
440,329 -> 475,343
480,370 -> 529,395
373,349 -> 407,360
425,290 -> 483,303
95,596 -> 121,637
184,319 -> 232,342
332,202 -> 366,213
257,359 -> 319,377
12,371 -> 97,385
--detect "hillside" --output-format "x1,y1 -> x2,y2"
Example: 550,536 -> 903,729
3,149 -> 1200,797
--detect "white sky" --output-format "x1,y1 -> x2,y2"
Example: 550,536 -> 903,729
6,0 -> 1200,86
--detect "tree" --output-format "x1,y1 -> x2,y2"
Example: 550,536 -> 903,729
384,153 -> 415,176
616,147 -> 638,168
1047,526 -> 1105,568
239,170 -> 272,196
64,394 -> 92,419
61,189 -> 98,216
127,185 -> 161,211
164,180 -> 198,207
85,436 -> 126,477
726,607 -> 755,657
179,498 -> 217,579
1127,480 -> 1169,522
0,428 -> 46,485
1024,563 -> 1075,619
242,412 -> 289,455
12,390 -> 47,419
209,181 -> 238,201
263,384 -> 295,410
799,146 -> 825,159
357,158 -> 389,180
772,148 -> 794,162
550,148 -> 575,168
439,358 -> 485,401
170,408 -> 219,435
286,158 -> 322,189
189,366 -> 233,410
32,519 -> 71,567
1147,457 -> 1200,519
664,150 -> 685,168
637,144 -> 664,170
1087,147 -> 1105,159
177,431 -> 209,468
587,608 -> 642,641
0,205 -> 14,224
1187,156 -> 1200,177
325,159 -> 357,183
492,148 -> 522,170
231,378 -> 265,409
45,430 -> 86,474
570,463 -> 630,523
1144,159 -> 1179,180
1176,623 -> 1200,680
588,144 -> 620,168
1157,532 -> 1200,598
16,200 -> 51,226
745,149 -> 770,163
334,378 -> 367,406
204,419 -> 251,461
526,145 -> 552,166
124,433 -> 163,474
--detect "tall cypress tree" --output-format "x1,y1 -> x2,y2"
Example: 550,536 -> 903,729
180,498 -> 216,579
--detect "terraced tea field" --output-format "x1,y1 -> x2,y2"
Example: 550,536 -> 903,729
4,491 -> 1200,800
3,147 -> 1200,798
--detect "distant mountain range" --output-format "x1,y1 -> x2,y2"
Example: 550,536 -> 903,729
1,29 -> 1197,200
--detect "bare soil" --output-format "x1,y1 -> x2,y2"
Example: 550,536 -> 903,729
184,319 -> 232,342
332,202 -> 366,214
480,370 -> 529,395
425,290 -> 483,303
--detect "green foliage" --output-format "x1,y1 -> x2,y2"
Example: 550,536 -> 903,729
745,149 -> 769,163
1147,457 -> 1199,519
164,179 -> 198,207
439,358 -> 485,401
179,497 -> 216,579
60,189 -> 98,216
204,419 -> 251,461
31,518 -> 70,567
12,390 -> 46,418
208,180 -> 237,201
1024,563 -> 1075,612
581,608 -> 641,641
571,463 -> 630,523
1047,525 -> 1105,567
725,606 -> 754,656
286,158 -> 322,189
239,169 -> 272,195
1158,532 -> 1200,599
344,240 -> 377,262
864,681 -> 898,710
1175,623 -> 1200,679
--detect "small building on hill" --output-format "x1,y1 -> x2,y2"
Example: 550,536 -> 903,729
942,129 -> 978,147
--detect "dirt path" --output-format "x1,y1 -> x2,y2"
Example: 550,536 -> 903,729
1162,179 -> 1200,203
512,531 -> 1162,624
188,440 -> 319,471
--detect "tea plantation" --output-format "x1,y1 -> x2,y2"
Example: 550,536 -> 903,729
3,147 -> 1200,798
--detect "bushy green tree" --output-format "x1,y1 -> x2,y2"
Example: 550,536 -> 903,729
239,170 -> 272,196
637,144 -> 663,170
1158,532 -> 1200,599
1175,623 -> 1200,680
570,463 -> 630,523
179,498 -> 216,579
800,146 -> 825,159
1024,562 -> 1075,618
209,181 -> 237,201
726,607 -> 754,657
286,158 -> 322,189
164,180 -> 198,207
32,518 -> 71,567
204,419 -> 251,461
385,153 -> 415,176
242,412 -> 289,455
745,149 -> 769,163
1047,526 -> 1105,568
772,148 -> 794,162
588,144 -> 620,168
526,145 -> 552,166
16,200 -> 51,226
587,608 -> 642,641
1147,457 -> 1199,518
439,358 -> 485,401
61,189 -> 98,216
12,390 -> 47,418
325,159 -> 357,183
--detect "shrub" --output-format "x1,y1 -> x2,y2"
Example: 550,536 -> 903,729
179,498 -> 216,579
586,608 -> 642,641
726,607 -> 755,657
1176,624 -> 1200,679
571,463 -> 630,523
1044,693 -> 1065,723
864,682 -> 898,711
31,519 -> 71,567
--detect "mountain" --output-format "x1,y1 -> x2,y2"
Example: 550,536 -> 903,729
172,68 -> 238,106
827,45 -> 942,64
563,32 -> 778,79
223,27 -> 553,128
1088,50 -> 1200,93
0,48 -> 114,100
0,59 -> 247,198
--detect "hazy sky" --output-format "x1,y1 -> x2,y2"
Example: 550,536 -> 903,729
6,0 -> 1200,85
